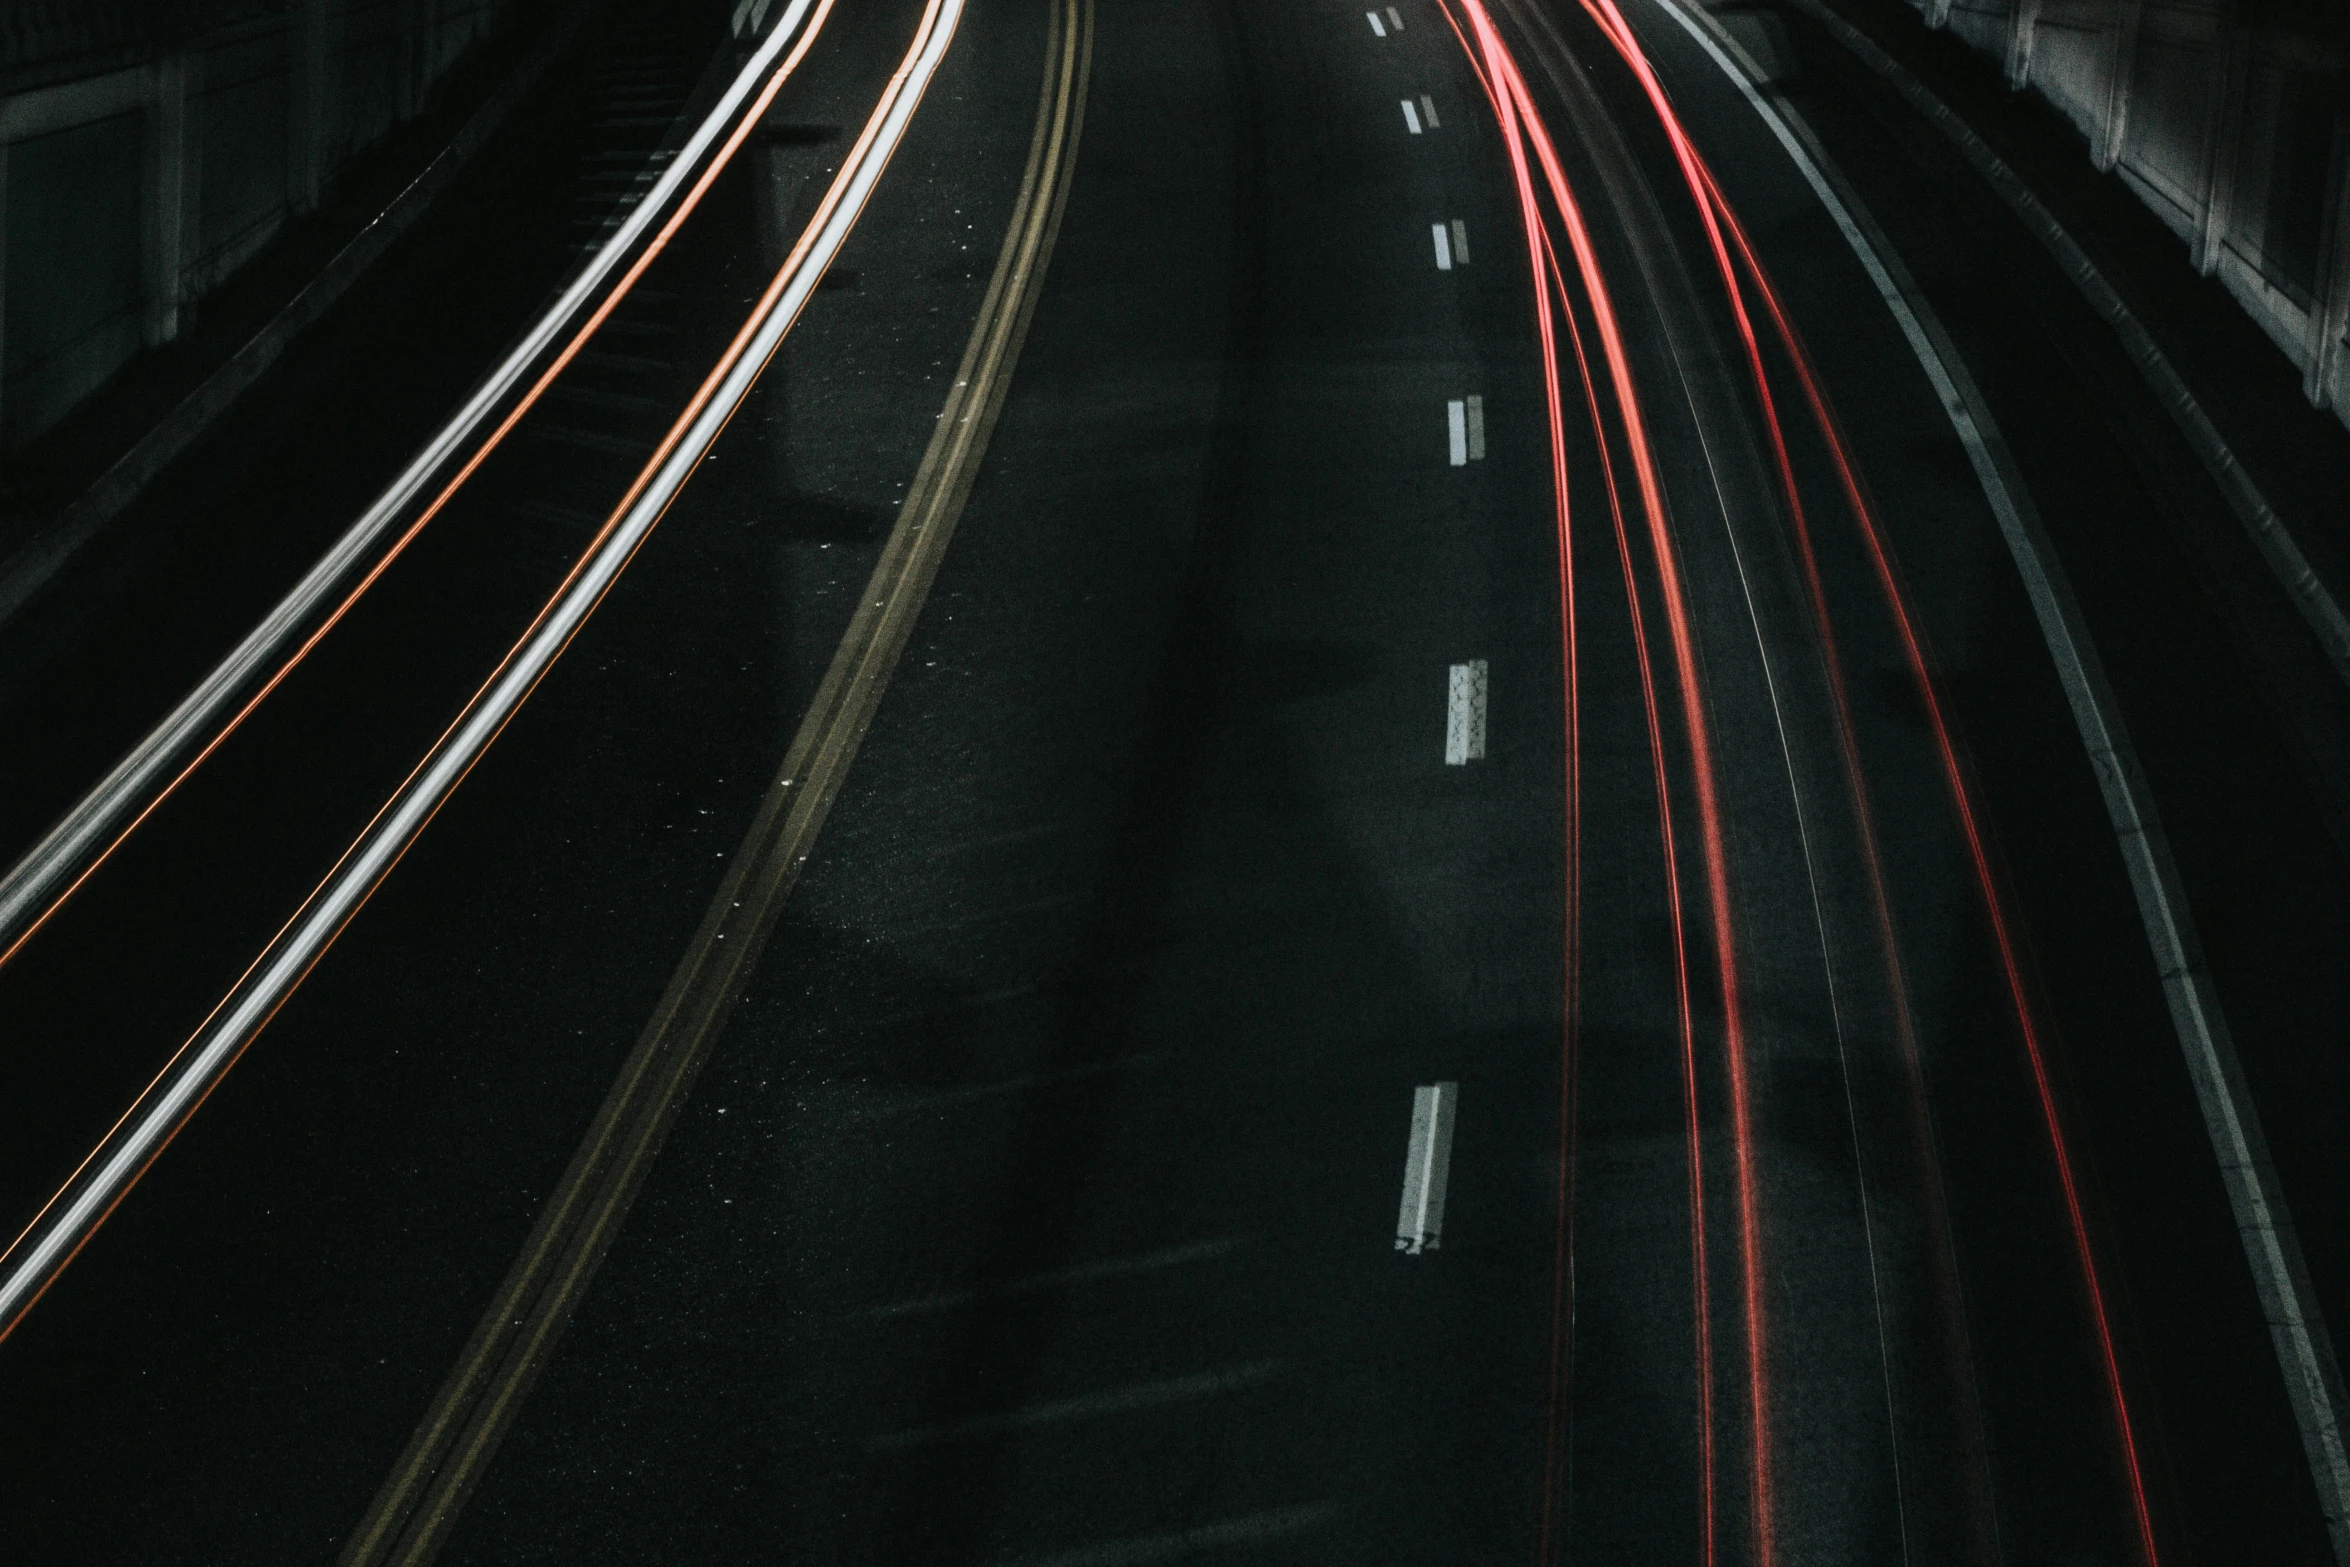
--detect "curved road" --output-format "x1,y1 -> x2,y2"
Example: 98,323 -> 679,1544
0,0 -> 2345,1563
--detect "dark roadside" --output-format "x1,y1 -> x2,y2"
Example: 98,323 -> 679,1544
0,0 -> 588,537
1746,3 -> 2350,1557
0,0 -> 609,864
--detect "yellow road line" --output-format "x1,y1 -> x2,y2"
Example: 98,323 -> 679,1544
336,3 -> 1091,1561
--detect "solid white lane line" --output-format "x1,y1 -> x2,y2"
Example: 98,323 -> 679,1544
1366,9 -> 1386,35
1466,392 -> 1486,459
1444,663 -> 1488,765
866,1362 -> 1281,1449
1396,1082 -> 1459,1252
1402,98 -> 1423,133
1450,217 -> 1471,264
1420,93 -> 1441,126
1446,399 -> 1468,465
1432,222 -> 1454,270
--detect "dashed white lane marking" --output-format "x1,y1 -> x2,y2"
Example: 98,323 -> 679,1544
866,1361 -> 1282,1450
1366,9 -> 1385,35
1401,98 -> 1423,133
1450,218 -> 1471,264
1397,1082 -> 1459,1253
1444,661 -> 1488,764
1431,222 -> 1454,270
1466,391 -> 1486,459
1419,93 -> 1440,127
1386,5 -> 1403,27
1446,399 -> 1468,465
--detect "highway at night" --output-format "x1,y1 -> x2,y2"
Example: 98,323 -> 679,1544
0,0 -> 2346,1561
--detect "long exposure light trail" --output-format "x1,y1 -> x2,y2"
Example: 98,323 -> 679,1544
1564,1 -> 2162,1555
1553,225 -> 1719,1567
0,0 -> 839,975
1484,54 -> 1776,1567
1672,142 -> 1992,1557
1465,10 -> 1772,1564
1490,66 -> 1585,1567
0,0 -> 966,1348
1712,171 -> 2164,1566
1439,3 -> 1757,1557
1437,29 -> 1587,1559
1550,3 -> 1952,1546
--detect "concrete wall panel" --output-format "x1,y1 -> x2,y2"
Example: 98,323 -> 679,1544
1915,0 -> 2349,421
2,113 -> 145,444
2028,20 -> 2114,129
0,0 -> 512,447
198,36 -> 291,282
1948,3 -> 2014,59
331,3 -> 408,168
2122,33 -> 2219,212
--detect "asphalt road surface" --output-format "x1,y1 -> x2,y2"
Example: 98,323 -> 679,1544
1,0 -> 2346,1563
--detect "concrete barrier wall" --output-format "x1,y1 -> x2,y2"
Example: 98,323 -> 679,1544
0,0 -> 509,450
1899,0 -> 2350,424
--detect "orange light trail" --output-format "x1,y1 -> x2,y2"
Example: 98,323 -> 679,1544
1464,10 -> 1770,1564
1439,3 -> 1743,1558
1431,30 -> 1591,1558
1555,227 -> 1719,1567
0,0 -> 954,1348
0,0 -> 840,979
1491,51 -> 1584,1567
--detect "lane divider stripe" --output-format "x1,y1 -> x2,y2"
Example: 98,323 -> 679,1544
1446,660 -> 1489,765
1396,1082 -> 1459,1254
